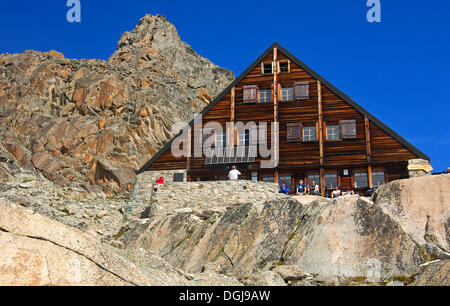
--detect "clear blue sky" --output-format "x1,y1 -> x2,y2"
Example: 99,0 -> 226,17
1,1 -> 449,172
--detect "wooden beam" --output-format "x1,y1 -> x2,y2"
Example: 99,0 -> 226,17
317,81 -> 324,167
364,116 -> 372,164
320,167 -> 325,197
365,116 -> 373,188
273,48 -> 278,122
231,87 -> 235,123
186,128 -> 192,182
274,170 -> 279,185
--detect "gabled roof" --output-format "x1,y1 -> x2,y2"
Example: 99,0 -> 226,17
137,42 -> 430,174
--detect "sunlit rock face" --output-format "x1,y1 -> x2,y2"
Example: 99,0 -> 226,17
0,14 -> 234,193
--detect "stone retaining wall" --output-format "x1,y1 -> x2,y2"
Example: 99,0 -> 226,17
131,172 -> 286,217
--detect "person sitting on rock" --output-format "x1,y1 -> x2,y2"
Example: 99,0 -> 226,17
331,186 -> 342,198
305,185 -> 311,195
343,187 -> 355,196
296,180 -> 307,196
279,182 -> 290,195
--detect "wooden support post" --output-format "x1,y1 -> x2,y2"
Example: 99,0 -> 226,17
291,176 -> 296,194
364,116 -> 373,188
274,171 -> 279,185
273,48 -> 278,122
231,87 -> 235,123
364,116 -> 372,164
186,127 -> 192,182
320,167 -> 325,197
317,80 -> 324,167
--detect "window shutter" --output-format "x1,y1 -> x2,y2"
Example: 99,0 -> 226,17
293,82 -> 309,100
243,85 -> 258,103
234,127 -> 238,146
287,123 -> 302,142
340,120 -> 357,139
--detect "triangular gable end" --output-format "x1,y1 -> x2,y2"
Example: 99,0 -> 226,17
138,42 -> 429,174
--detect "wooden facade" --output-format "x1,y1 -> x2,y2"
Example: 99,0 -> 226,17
138,43 -> 429,196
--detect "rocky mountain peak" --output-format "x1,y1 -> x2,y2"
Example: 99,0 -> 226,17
0,15 -> 234,192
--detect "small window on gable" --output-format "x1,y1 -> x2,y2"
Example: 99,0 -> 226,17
262,62 -> 273,75
238,130 -> 250,146
243,85 -> 258,103
326,125 -> 340,141
287,123 -> 302,142
259,89 -> 271,103
279,61 -> 290,73
215,131 -> 227,148
340,120 -> 357,139
281,87 -> 294,101
294,82 -> 309,100
303,126 -> 317,142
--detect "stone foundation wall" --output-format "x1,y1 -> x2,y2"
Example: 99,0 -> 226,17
131,173 -> 285,217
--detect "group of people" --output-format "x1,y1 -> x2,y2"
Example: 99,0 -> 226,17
280,181 -> 364,198
279,180 -> 320,196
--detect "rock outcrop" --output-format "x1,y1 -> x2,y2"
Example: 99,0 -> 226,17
374,174 -> 450,252
411,260 -> 449,286
0,201 -> 241,286
119,196 -> 424,284
0,14 -> 233,192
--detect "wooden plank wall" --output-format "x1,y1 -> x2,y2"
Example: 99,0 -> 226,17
145,49 -> 420,175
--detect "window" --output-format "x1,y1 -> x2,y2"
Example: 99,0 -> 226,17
215,131 -> 227,148
340,120 -> 357,139
327,125 -> 340,141
308,174 -> 321,188
354,172 -> 368,188
279,61 -> 290,73
303,126 -> 316,142
243,85 -> 258,103
259,89 -> 271,103
263,176 -> 275,183
262,62 -> 273,74
293,82 -> 309,100
325,173 -> 338,189
372,171 -> 385,187
238,130 -> 250,146
281,87 -> 293,101
279,175 -> 293,191
251,172 -> 258,182
287,123 -> 302,142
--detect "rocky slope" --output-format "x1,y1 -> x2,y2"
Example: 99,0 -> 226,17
117,174 -> 449,286
0,14 -> 233,193
0,172 -> 448,286
0,200 -> 240,286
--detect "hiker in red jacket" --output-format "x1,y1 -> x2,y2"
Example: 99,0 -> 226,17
156,177 -> 165,184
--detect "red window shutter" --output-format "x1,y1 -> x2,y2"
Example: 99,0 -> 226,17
243,85 -> 258,103
294,82 -> 309,100
287,123 -> 302,142
340,120 -> 357,139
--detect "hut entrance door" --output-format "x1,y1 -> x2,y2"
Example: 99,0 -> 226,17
341,170 -> 352,191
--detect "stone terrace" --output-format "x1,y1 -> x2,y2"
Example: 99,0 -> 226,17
130,171 -> 287,217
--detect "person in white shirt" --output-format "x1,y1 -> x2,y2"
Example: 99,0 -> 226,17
228,166 -> 241,180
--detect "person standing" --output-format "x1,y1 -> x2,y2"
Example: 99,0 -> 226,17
228,166 -> 241,180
